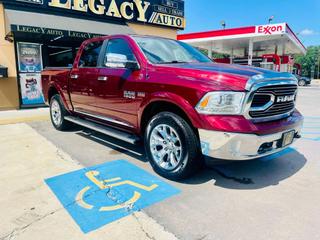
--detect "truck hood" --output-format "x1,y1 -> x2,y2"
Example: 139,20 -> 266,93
157,62 -> 296,91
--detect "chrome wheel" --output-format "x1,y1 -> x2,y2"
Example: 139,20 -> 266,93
51,99 -> 62,126
149,124 -> 182,171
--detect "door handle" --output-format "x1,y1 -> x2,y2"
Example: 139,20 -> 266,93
70,74 -> 79,79
98,76 -> 108,81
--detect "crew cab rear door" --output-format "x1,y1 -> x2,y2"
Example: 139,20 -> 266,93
95,38 -> 142,129
69,40 -> 103,114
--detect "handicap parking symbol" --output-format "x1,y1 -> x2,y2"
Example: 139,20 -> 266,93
45,160 -> 180,233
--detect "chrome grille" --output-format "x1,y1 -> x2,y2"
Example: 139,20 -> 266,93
249,84 -> 297,119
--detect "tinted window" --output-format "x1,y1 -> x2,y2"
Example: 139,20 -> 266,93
133,36 -> 212,64
104,39 -> 136,68
79,41 -> 103,67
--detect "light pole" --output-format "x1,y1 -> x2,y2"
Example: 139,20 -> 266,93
268,16 -> 274,24
220,20 -> 226,29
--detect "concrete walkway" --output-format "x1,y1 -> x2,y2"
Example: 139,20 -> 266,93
0,108 -> 50,125
0,123 -> 177,240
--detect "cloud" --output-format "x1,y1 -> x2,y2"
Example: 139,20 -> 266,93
300,29 -> 318,36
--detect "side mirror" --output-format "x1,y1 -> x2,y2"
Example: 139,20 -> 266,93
105,53 -> 139,70
125,61 -> 140,71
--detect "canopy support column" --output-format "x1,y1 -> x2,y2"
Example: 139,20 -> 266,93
248,39 -> 253,66
230,48 -> 234,64
208,43 -> 213,59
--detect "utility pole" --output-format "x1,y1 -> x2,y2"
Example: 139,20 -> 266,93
318,52 -> 320,79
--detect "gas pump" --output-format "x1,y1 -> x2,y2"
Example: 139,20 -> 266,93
260,54 -> 281,71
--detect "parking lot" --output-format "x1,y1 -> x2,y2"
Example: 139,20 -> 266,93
1,85 -> 320,240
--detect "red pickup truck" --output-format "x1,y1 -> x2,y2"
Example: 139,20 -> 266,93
42,35 -> 303,180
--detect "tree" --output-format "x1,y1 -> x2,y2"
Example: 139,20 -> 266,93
295,46 -> 320,78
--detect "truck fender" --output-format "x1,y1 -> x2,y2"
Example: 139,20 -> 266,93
138,91 -> 203,131
47,81 -> 72,112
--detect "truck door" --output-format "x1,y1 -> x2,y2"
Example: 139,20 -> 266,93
69,40 -> 103,114
95,38 -> 142,129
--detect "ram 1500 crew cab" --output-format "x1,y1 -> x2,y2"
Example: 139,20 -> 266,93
42,35 -> 303,180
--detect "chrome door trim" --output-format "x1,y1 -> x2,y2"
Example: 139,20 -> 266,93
70,74 -> 79,79
97,76 -> 108,81
74,110 -> 133,128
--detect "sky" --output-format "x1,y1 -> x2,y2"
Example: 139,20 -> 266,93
180,0 -> 320,47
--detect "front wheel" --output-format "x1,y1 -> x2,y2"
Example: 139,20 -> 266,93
50,94 -> 72,131
144,112 -> 203,180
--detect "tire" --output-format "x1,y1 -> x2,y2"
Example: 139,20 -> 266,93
50,94 -> 72,131
298,80 -> 306,86
144,112 -> 203,180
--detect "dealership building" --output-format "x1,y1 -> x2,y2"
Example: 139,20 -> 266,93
0,0 -> 185,110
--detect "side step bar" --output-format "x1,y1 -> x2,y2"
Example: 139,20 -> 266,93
64,116 -> 140,144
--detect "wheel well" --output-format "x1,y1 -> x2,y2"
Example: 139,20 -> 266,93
140,101 -> 196,135
48,87 -> 58,103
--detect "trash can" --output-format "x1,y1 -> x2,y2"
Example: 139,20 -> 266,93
0,65 -> 8,78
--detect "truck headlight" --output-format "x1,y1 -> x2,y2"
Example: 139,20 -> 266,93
195,92 -> 246,115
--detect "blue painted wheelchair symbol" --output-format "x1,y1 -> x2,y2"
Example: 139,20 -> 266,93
45,160 -> 180,233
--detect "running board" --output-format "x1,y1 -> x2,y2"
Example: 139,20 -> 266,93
64,116 -> 140,144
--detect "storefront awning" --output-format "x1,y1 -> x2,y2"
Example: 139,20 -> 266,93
4,9 -> 134,37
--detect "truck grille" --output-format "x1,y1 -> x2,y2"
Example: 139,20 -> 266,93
249,84 -> 297,119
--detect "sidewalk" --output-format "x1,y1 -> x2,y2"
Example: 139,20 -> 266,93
0,108 -> 50,125
0,123 -> 177,240
312,79 -> 320,85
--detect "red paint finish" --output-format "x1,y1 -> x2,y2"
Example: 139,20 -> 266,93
69,67 -> 100,114
42,34 -> 303,137
197,110 -> 303,135
177,26 -> 256,40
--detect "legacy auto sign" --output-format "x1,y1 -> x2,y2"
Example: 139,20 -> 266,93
3,0 -> 185,29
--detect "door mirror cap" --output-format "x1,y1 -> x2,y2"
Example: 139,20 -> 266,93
126,61 -> 140,71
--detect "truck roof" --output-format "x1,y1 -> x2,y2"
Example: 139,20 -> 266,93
84,34 -> 177,43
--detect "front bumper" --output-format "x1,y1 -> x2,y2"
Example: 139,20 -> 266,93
199,124 -> 302,161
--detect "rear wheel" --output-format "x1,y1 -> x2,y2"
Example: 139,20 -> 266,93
50,94 -> 72,131
144,112 -> 203,180
298,80 -> 306,86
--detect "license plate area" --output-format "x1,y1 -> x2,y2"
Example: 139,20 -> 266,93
280,130 -> 295,147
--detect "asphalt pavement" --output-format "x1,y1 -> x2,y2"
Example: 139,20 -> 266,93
22,85 -> 320,240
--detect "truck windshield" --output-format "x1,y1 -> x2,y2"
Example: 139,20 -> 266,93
132,36 -> 212,64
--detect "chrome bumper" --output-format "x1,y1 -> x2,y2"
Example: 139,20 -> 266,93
199,126 -> 302,161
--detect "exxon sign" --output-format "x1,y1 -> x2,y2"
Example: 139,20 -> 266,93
255,23 -> 286,35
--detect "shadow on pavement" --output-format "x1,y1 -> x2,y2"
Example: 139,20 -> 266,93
73,127 -> 307,190
76,130 -> 147,163
183,149 -> 307,189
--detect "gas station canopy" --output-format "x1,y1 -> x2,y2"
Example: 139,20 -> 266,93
177,23 -> 306,59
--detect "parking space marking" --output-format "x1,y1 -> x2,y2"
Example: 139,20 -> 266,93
302,116 -> 320,142
45,160 -> 180,233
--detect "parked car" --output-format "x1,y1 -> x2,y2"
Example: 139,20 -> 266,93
42,35 -> 303,180
296,75 -> 311,86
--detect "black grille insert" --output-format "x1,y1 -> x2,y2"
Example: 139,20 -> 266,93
249,84 -> 297,119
